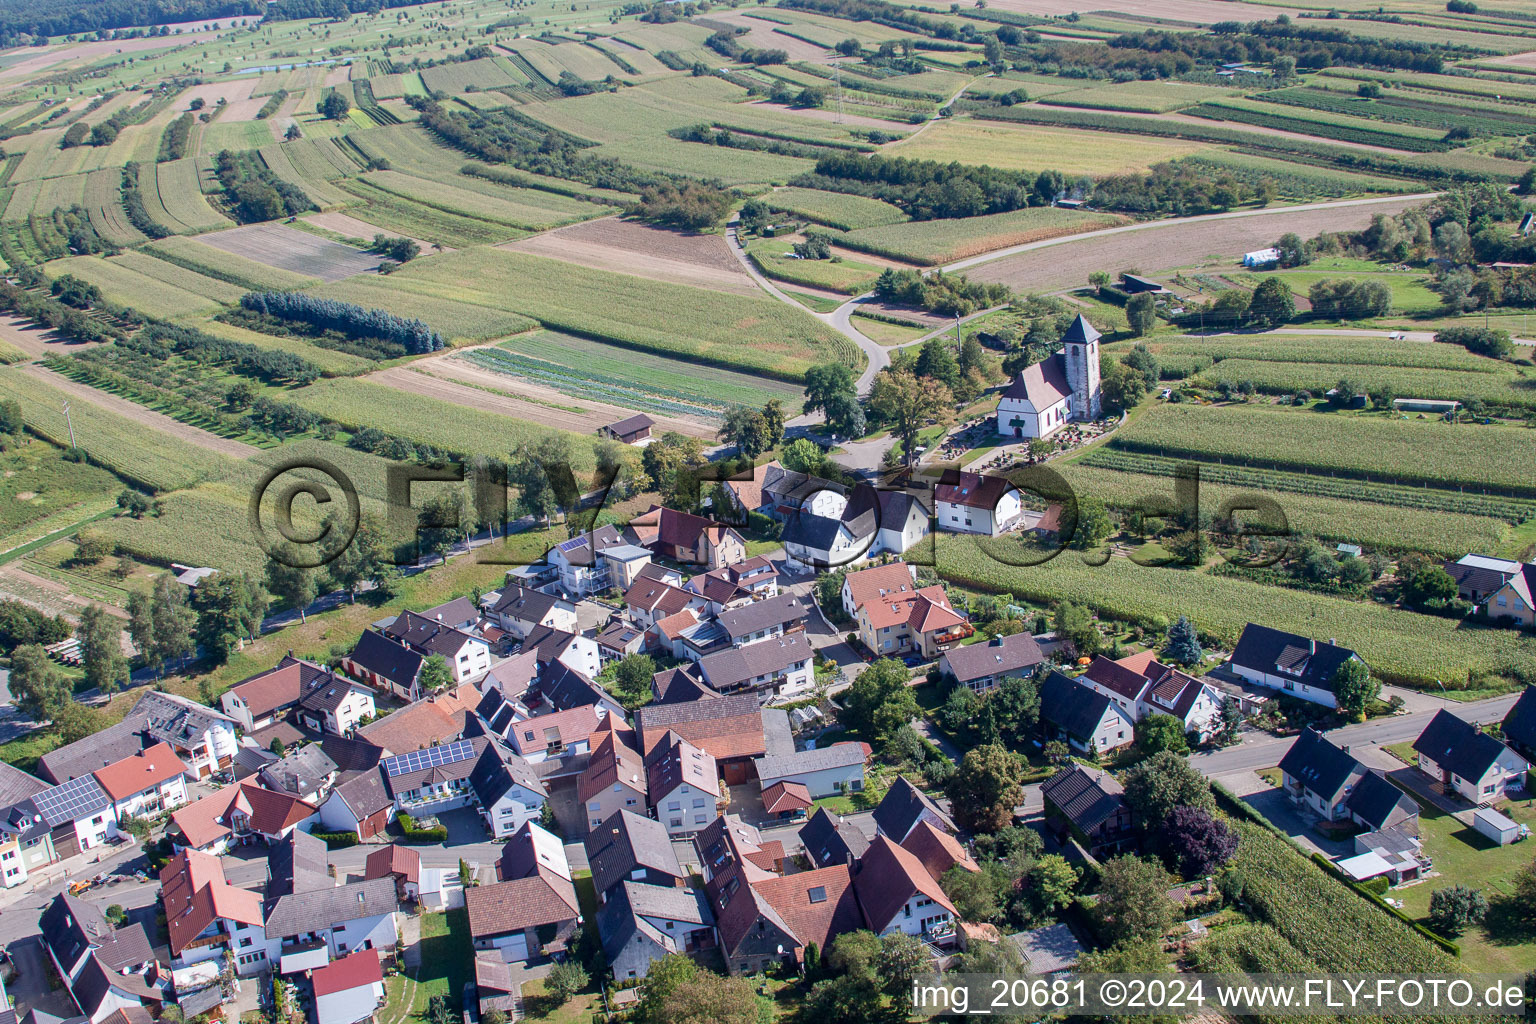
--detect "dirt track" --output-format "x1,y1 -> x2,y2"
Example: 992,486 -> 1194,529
504,217 -> 759,297
964,195 -> 1428,293
0,315 -> 107,360
984,0 -> 1299,23
17,364 -> 260,460
369,361 -> 717,440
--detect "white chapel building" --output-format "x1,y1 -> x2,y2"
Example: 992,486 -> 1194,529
995,314 -> 1103,440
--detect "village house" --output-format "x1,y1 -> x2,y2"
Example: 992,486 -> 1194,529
0,761 -> 60,888
467,824 -> 580,963
900,819 -> 978,883
781,502 -> 875,571
341,631 -> 423,702
634,693 -> 792,784
1412,710 -> 1529,805
993,315 -> 1102,441
170,782 -> 319,854
364,845 -> 421,902
357,685 -> 480,756
934,471 -> 1023,536
297,673 -> 376,737
1041,765 -> 1135,858
161,848 -> 267,975
133,692 -> 239,781
849,573 -> 970,660
647,733 -> 723,836
853,835 -> 958,946
41,893 -> 164,1023
505,704 -> 602,763
383,610 -> 491,687
587,808 -> 686,899
316,767 -> 394,843
258,744 -> 338,802
263,831 -> 399,974
1279,729 -> 1420,831
872,777 -> 955,844
220,657 -> 324,734
938,632 -> 1046,694
93,744 -> 189,822
1039,671 -> 1136,754
1444,555 -> 1536,625
480,584 -> 578,639
1229,624 -> 1364,709
522,626 -> 604,681
624,577 -> 708,632
753,742 -> 868,800
624,505 -> 746,569
696,633 -> 816,700
1078,651 -> 1222,741
312,950 -> 386,1024
579,719 -> 648,832
1501,685 -> 1536,761
595,622 -> 646,665
30,774 -> 118,857
597,880 -> 716,981
799,807 -> 870,868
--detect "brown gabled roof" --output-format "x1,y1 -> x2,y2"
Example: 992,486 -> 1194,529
357,684 -> 479,755
854,835 -> 956,931
1082,655 -> 1151,703
465,873 -> 579,938
842,561 -> 916,611
753,863 -> 860,952
364,844 -> 421,887
635,693 -> 766,761
508,705 -> 601,758
900,819 -> 978,882
653,608 -> 699,641
762,780 -> 811,815
624,579 -> 694,618
171,782 -> 317,849
160,848 -> 264,955
228,657 -> 319,719
935,470 -> 1018,511
723,463 -> 771,513
578,722 -> 646,804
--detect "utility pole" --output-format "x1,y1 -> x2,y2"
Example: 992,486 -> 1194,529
63,401 -> 76,449
835,65 -> 843,124
955,315 -> 962,354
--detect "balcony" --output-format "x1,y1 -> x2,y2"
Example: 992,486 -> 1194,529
930,624 -> 975,647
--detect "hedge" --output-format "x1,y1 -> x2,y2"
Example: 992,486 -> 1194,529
313,830 -> 359,850
397,813 -> 449,843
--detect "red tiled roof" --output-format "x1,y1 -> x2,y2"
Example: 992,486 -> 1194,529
653,608 -> 699,641
160,848 -> 263,955
93,742 -> 187,801
861,583 -> 965,634
1113,649 -> 1159,675
843,562 -> 916,611
171,782 -> 317,849
753,864 -> 861,953
578,725 -> 646,804
854,835 -> 956,932
508,705 -> 601,758
312,949 -> 383,997
364,844 -> 420,887
228,660 -> 309,719
357,684 -> 478,755
900,819 -> 978,882
762,781 -> 811,814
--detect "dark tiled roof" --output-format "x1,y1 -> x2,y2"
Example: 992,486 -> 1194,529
635,693 -> 764,758
943,633 -> 1045,683
465,874 -> 578,938
798,807 -> 869,867
1502,685 -> 1536,753
853,835 -> 954,932
0,761 -> 48,807
299,672 -> 367,715
385,610 -> 482,659
1231,624 -> 1359,694
585,809 -> 682,896
1040,764 -> 1126,833
331,767 -> 392,820
264,878 -> 398,937
934,470 -> 1016,511
651,667 -> 720,705
1344,770 -> 1418,832
1278,728 -> 1362,803
698,633 -> 811,689
347,630 -> 422,687
37,715 -> 148,784
1039,671 -> 1120,742
134,691 -> 235,750
490,585 -> 561,622
872,776 -> 953,841
716,593 -> 808,641
607,413 -> 653,436
1413,710 -> 1514,783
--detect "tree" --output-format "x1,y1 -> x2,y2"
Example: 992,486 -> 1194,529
1164,615 -> 1202,666
265,548 -> 318,623
641,432 -> 707,502
913,335 -> 961,392
1428,885 -> 1488,935
826,930 -> 881,983
545,960 -> 588,1003
948,743 -> 1024,833
1027,854 -> 1078,915
762,398 -> 786,450
1137,714 -> 1189,755
1099,360 -> 1146,416
1096,854 -> 1177,944
608,653 -> 656,710
193,573 -> 268,665
418,654 -> 453,694
1215,696 -> 1243,746
803,361 -> 864,438
78,604 -> 127,694
1122,343 -> 1159,388
127,574 -> 194,674
1246,277 -> 1295,329
639,958 -> 762,1024
989,674 -> 1040,748
719,405 -> 771,458
1331,658 -> 1379,720
878,931 -> 931,993
326,514 -> 389,602
319,90 -> 351,119
1404,564 -> 1457,608
1162,805 -> 1237,878
800,975 -> 884,1024
54,702 -> 106,744
1088,270 -> 1111,292
418,487 -> 476,564
942,862 -> 1005,922
779,437 -> 826,476
1126,292 -> 1156,336
1070,495 -> 1113,550
869,369 -> 953,468
1052,599 -> 1101,657
1275,232 -> 1311,267
1123,750 -> 1214,828
1510,858 -> 1536,923
9,644 -> 71,720
839,658 -> 920,745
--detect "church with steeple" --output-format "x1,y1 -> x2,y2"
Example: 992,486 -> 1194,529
993,314 -> 1103,441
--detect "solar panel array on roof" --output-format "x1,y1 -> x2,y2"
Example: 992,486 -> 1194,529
557,537 -> 588,553
381,739 -> 476,778
34,774 -> 107,824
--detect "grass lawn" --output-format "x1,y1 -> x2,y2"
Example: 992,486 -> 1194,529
1384,741 -> 1417,765
1258,767 -> 1283,788
1391,789 -> 1536,972
519,980 -> 602,1023
380,908 -> 474,1024
851,314 -> 929,347
784,289 -> 843,313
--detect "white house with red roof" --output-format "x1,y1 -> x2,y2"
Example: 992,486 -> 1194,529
1077,651 -> 1223,741
160,848 -> 268,974
93,743 -> 189,821
312,949 -> 386,1024
934,471 -> 1023,536
994,314 -> 1102,440
854,835 -> 959,945
843,561 -> 971,658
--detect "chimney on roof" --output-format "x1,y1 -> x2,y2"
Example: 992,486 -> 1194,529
1308,639 -> 1316,655
989,635 -> 1003,647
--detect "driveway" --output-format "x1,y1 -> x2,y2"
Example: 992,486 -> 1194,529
1235,783 -> 1354,860
437,808 -> 489,847
6,936 -> 75,1019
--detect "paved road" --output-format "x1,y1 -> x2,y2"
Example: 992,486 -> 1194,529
1190,690 -> 1521,776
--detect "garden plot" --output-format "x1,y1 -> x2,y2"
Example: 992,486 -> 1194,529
503,216 -> 758,297
196,223 -> 381,282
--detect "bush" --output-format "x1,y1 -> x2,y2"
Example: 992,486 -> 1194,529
313,830 -> 359,849
397,813 -> 449,843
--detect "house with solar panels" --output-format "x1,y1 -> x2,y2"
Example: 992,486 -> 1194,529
32,773 -> 118,857
379,737 -> 546,837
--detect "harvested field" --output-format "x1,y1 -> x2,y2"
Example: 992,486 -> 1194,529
708,11 -> 834,61
503,216 -> 759,297
15,364 -> 258,460
196,223 -> 381,282
1485,50 -> 1536,69
887,119 -> 1211,175
983,0 -> 1299,22
0,314 -> 105,360
376,358 -> 715,439
963,195 -> 1429,291
747,100 -> 914,131
177,77 -> 256,114
302,211 -> 450,255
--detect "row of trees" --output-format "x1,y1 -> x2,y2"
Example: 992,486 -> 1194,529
240,291 -> 445,354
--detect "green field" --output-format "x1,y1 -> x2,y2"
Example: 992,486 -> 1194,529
144,236 -> 324,292
764,187 -> 908,231
462,329 -> 804,420
0,439 -> 124,545
886,119 -> 1212,177
363,247 -> 863,380
1135,334 -> 1507,372
934,535 -> 1536,688
1110,402 -> 1536,495
744,236 -> 884,294
1194,359 -> 1536,408
42,254 -> 242,318
834,207 -> 1123,266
